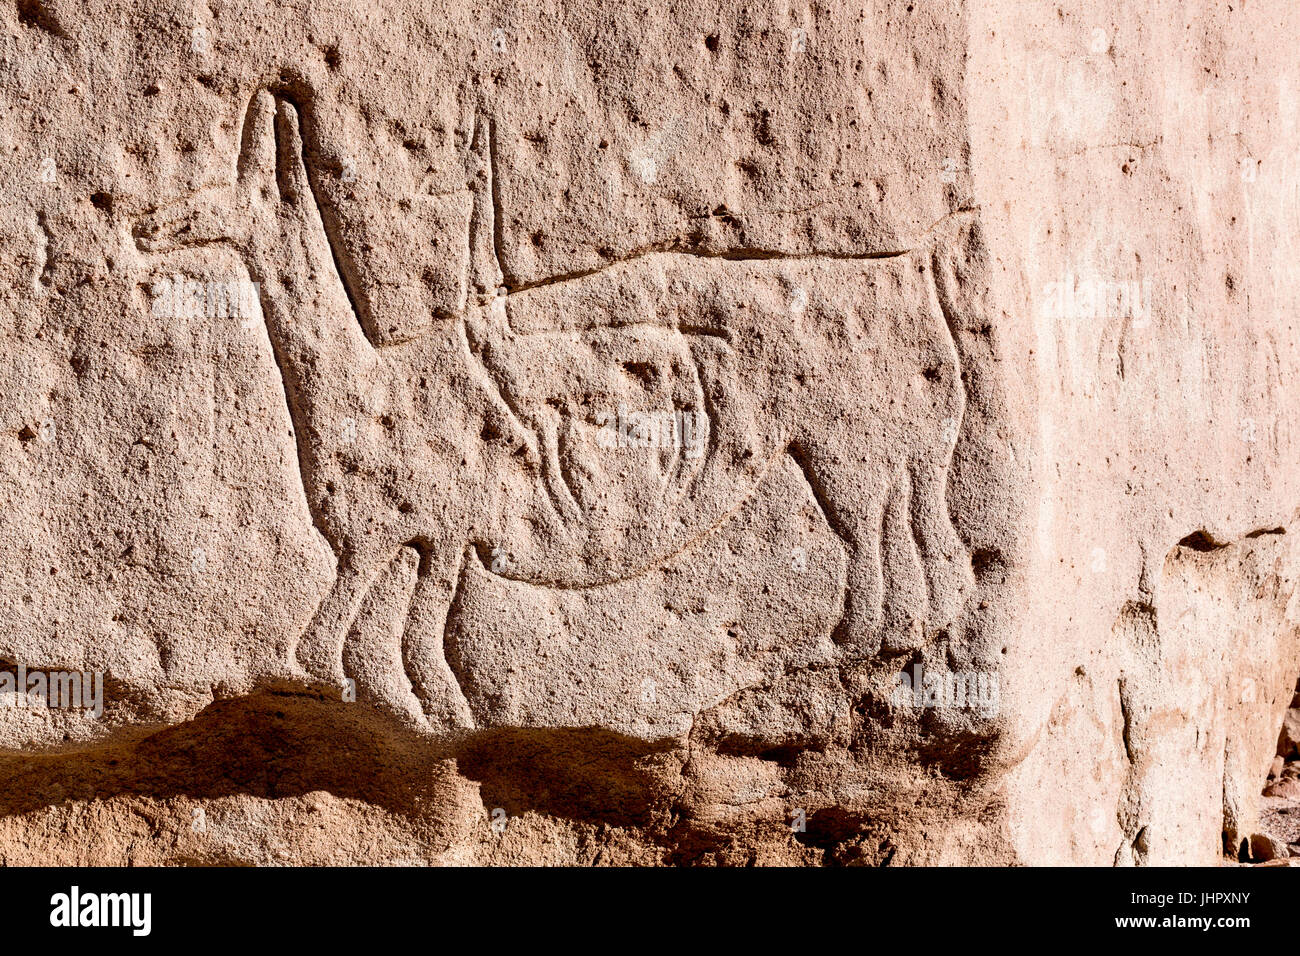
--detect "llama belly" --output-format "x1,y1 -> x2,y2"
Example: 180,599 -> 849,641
443,452 -> 847,740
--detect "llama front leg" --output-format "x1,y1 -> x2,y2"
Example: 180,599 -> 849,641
400,545 -> 476,731
294,551 -> 379,689
331,543 -> 475,731
315,543 -> 460,731
339,546 -> 429,726
834,533 -> 886,656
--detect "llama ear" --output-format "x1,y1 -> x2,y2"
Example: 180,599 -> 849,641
466,113 -> 505,298
272,97 -> 314,207
236,90 -> 278,196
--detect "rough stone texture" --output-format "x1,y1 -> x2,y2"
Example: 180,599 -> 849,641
1277,688 -> 1300,759
0,0 -> 1298,865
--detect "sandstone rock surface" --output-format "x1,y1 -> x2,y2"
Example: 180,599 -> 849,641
0,0 -> 1297,865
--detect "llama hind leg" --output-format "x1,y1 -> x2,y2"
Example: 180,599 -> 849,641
790,444 -> 888,657
833,528 -> 886,656
877,472 -> 935,656
908,459 -> 973,631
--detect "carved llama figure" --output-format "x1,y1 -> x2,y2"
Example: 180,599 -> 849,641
135,89 -> 972,734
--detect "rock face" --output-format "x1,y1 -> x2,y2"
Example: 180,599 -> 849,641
0,0 -> 1297,866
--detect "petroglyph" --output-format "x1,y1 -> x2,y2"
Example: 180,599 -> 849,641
135,89 -> 971,737
6,1 -> 1300,868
